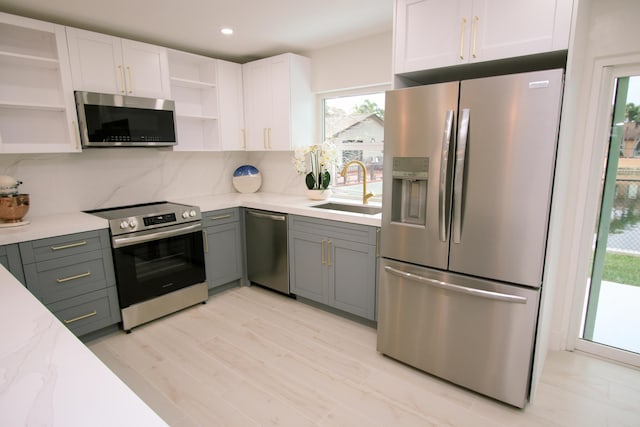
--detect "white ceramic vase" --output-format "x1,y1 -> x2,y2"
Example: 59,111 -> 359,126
306,188 -> 331,200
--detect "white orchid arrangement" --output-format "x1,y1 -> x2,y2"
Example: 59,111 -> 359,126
293,142 -> 339,190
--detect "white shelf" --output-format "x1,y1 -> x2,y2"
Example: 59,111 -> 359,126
170,76 -> 215,89
0,50 -> 59,69
0,100 -> 66,111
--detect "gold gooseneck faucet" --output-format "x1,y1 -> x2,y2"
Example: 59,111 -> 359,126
340,160 -> 375,205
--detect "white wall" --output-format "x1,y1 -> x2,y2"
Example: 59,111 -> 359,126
302,31 -> 392,93
549,0 -> 640,351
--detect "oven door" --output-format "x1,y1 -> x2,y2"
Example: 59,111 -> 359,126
111,222 -> 205,308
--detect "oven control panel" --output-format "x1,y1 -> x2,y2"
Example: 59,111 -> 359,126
88,202 -> 202,236
144,213 -> 177,226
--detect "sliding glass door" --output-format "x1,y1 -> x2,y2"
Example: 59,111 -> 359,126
579,74 -> 640,362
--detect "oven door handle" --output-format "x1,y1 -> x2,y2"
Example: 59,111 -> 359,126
112,222 -> 202,248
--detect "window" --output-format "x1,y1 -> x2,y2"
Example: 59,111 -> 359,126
321,88 -> 387,202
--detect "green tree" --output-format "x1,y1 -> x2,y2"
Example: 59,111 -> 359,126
625,102 -> 640,122
353,100 -> 384,119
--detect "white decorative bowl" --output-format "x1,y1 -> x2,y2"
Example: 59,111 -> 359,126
232,165 -> 262,193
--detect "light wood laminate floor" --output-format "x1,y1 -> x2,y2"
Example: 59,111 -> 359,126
88,286 -> 640,426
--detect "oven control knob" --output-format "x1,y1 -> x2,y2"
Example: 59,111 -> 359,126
182,211 -> 190,219
119,220 -> 129,230
128,219 -> 137,229
189,209 -> 197,217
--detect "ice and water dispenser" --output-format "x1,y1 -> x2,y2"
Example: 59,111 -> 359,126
390,157 -> 429,226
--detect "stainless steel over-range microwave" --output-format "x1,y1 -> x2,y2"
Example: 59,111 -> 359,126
75,91 -> 177,148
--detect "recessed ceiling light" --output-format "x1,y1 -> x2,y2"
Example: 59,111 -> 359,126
220,28 -> 233,36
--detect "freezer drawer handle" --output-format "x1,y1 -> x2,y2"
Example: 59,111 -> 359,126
247,211 -> 286,221
439,109 -> 454,242
384,266 -> 527,304
453,108 -> 470,244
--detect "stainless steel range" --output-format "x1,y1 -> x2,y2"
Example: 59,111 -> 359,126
88,201 -> 207,332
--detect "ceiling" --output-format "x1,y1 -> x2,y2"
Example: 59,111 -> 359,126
0,0 -> 394,63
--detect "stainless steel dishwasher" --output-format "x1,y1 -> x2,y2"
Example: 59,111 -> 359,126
245,209 -> 289,294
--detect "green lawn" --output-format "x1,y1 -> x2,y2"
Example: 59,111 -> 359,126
602,252 -> 640,287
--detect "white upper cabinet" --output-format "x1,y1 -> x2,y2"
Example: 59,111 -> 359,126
0,12 -> 80,153
394,0 -> 573,73
167,50 -> 244,151
66,27 -> 171,99
242,53 -> 312,151
217,60 -> 245,151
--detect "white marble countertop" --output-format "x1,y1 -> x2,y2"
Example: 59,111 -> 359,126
174,192 -> 382,227
0,212 -> 108,246
0,265 -> 167,426
0,192 -> 381,246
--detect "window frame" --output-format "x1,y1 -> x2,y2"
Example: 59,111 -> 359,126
316,84 -> 390,201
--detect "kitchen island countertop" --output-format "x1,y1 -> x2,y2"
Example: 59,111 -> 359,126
0,265 -> 167,426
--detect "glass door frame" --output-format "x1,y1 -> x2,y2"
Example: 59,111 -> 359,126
568,60 -> 640,368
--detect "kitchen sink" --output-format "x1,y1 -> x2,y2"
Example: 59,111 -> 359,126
312,202 -> 382,215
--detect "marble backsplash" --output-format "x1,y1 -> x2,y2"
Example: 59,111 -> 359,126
0,149 -> 305,217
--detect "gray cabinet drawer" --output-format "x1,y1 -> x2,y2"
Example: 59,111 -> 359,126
289,215 -> 377,245
23,250 -> 111,304
48,286 -> 121,337
19,229 -> 109,264
202,208 -> 239,227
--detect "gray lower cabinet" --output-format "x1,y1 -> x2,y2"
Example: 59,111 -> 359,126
0,243 -> 25,284
19,229 -> 121,337
202,208 -> 243,290
289,215 -> 379,321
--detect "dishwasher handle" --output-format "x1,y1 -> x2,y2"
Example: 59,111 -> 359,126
384,266 -> 527,304
247,210 -> 286,221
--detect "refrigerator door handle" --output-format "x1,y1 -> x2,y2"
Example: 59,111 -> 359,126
453,108 -> 470,244
439,109 -> 454,242
384,266 -> 527,304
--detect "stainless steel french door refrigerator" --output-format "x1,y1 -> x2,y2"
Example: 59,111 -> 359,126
377,69 -> 564,408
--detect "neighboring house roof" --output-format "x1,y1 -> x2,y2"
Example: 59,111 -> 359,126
328,113 -> 384,139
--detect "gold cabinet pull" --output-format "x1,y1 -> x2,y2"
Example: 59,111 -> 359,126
118,65 -> 126,94
126,66 -> 133,93
56,271 -> 91,284
241,129 -> 246,149
64,310 -> 97,324
209,214 -> 231,221
471,16 -> 479,58
203,230 -> 209,253
327,240 -> 332,267
459,17 -> 467,59
263,128 -> 268,149
321,240 -> 326,265
51,241 -> 87,251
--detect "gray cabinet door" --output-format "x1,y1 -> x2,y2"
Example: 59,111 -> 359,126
289,215 -> 379,319
0,244 -> 25,284
204,221 -> 243,289
289,230 -> 327,304
329,238 -> 377,321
